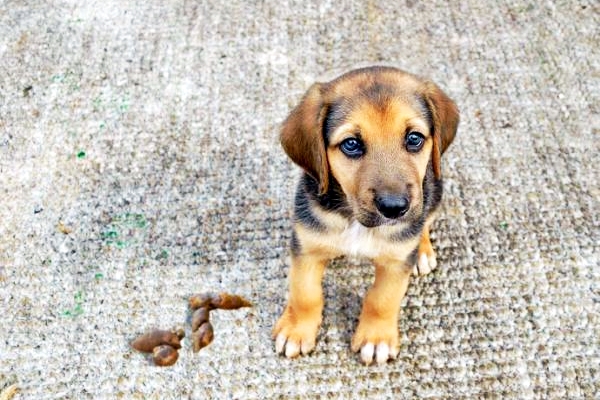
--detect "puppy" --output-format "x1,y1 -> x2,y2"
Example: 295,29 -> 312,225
273,66 -> 458,365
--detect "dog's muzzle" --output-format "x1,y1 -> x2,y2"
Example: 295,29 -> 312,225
374,193 -> 410,220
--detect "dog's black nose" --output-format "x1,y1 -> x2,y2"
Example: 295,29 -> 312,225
375,193 -> 410,219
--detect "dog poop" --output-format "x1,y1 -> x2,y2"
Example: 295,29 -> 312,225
188,292 -> 252,353
130,292 -> 252,365
131,329 -> 182,353
131,328 -> 182,367
210,292 -> 252,310
152,344 -> 179,367
189,292 -> 252,311
191,307 -> 210,331
191,322 -> 214,352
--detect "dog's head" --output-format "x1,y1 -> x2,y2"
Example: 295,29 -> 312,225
281,66 -> 459,228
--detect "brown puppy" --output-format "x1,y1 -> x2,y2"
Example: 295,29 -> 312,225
273,66 -> 459,365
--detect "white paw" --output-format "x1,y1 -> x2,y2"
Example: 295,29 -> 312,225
359,342 -> 399,365
412,252 -> 437,276
275,332 -> 315,358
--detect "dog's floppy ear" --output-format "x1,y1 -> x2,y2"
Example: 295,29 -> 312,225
423,82 -> 459,179
280,83 -> 329,194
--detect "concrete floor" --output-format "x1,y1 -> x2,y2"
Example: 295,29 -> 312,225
0,1 -> 598,398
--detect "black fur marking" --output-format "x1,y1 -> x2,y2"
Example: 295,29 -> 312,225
407,246 -> 419,267
294,173 -> 352,231
389,216 -> 425,242
323,99 -> 350,146
422,159 -> 443,214
290,230 -> 301,256
305,174 -> 351,216
294,177 -> 327,231
416,94 -> 434,133
361,82 -> 398,111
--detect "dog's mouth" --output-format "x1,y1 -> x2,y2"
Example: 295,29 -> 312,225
355,213 -> 381,228
354,209 -> 409,228
355,202 -> 422,228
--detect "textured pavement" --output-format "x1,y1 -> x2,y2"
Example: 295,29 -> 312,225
1,1 -> 599,398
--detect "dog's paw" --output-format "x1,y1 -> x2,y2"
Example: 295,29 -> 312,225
273,307 -> 320,358
351,318 -> 399,365
412,251 -> 437,276
412,240 -> 437,277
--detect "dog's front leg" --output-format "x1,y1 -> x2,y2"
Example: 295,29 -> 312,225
273,253 -> 328,358
351,260 -> 412,365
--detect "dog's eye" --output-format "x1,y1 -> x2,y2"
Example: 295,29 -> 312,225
405,132 -> 425,152
339,138 -> 365,158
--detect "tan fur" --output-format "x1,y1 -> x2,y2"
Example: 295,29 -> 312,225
274,66 -> 459,365
327,100 -> 433,221
273,252 -> 328,357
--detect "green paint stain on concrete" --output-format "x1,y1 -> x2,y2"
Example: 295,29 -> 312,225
101,213 -> 148,248
62,291 -> 85,317
156,249 -> 169,260
101,230 -> 118,239
119,98 -> 130,112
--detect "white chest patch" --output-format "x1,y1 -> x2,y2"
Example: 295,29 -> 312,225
296,211 -> 419,263
339,221 -> 385,259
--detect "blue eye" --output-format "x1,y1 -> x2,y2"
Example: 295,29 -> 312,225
340,138 -> 365,158
405,132 -> 425,152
